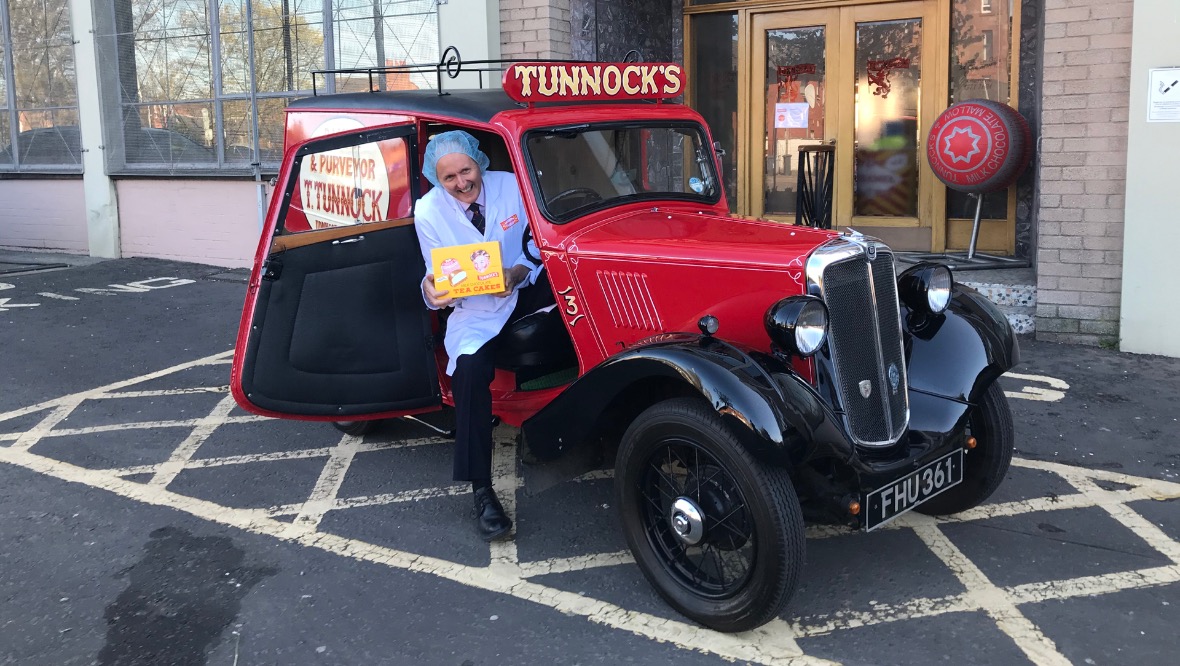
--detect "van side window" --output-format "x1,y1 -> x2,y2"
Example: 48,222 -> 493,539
283,136 -> 413,233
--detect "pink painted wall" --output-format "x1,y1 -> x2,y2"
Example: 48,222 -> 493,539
117,179 -> 268,268
0,180 -> 88,252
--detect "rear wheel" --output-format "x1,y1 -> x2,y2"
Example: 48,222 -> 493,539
918,382 -> 1014,515
615,398 -> 805,632
331,420 -> 380,436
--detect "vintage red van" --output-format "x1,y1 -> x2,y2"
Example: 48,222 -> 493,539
231,56 -> 1018,632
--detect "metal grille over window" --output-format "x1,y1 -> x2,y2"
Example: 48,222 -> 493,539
89,0 -> 439,175
0,0 -> 83,172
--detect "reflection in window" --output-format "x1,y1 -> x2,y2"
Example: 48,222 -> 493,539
762,25 -> 826,217
94,0 -> 438,174
526,125 -> 719,222
285,135 -> 412,233
948,0 -> 1014,219
853,18 -> 921,218
0,0 -> 82,171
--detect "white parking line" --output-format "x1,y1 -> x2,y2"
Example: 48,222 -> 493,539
286,432 -> 363,535
149,395 -> 239,487
1003,372 -> 1070,403
909,516 -> 1072,666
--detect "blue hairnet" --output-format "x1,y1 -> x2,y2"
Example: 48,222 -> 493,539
422,130 -> 490,187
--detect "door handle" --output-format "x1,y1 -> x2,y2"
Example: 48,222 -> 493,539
332,235 -> 365,245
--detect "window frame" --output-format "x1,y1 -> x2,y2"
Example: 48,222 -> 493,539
522,120 -> 723,225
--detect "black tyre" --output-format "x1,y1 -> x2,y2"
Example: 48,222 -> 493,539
918,382 -> 1014,516
615,398 -> 806,632
331,420 -> 380,436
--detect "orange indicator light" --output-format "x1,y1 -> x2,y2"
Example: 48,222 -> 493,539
848,501 -> 861,515
966,436 -> 978,449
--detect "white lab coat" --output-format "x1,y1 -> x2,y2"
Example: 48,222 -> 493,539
414,171 -> 543,376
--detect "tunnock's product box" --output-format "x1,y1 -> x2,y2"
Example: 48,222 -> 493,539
431,241 -> 506,298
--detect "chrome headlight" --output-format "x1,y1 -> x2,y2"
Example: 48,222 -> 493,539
765,296 -> 828,357
899,263 -> 953,315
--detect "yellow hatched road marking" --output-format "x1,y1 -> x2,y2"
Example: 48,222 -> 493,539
0,352 -> 1176,665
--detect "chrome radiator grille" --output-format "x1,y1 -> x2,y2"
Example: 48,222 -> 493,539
809,240 -> 909,446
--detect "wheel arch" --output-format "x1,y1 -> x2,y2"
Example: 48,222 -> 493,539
905,284 -> 1021,404
521,336 -> 846,470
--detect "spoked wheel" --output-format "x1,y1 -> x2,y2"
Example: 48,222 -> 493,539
616,398 -> 805,632
331,420 -> 380,437
918,381 -> 1014,516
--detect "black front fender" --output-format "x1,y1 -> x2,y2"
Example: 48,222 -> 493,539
905,284 -> 1020,403
521,335 -> 848,468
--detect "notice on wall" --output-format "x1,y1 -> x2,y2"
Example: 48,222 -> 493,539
775,102 -> 809,129
1148,67 -> 1180,122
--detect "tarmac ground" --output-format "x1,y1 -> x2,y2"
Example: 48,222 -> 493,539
1,251 -> 1177,665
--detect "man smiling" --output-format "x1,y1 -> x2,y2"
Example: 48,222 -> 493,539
414,130 -> 552,541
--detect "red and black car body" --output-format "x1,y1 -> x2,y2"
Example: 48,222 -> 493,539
231,60 -> 1018,632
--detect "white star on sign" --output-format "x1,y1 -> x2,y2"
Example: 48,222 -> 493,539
943,125 -> 983,164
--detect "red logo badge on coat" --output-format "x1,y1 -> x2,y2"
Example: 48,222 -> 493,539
500,214 -> 519,231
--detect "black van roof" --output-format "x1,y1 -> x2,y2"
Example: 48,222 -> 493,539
287,89 -> 521,124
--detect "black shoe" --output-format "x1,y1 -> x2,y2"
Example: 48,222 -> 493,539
472,487 -> 513,542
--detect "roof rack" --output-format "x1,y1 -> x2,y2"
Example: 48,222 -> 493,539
311,46 -> 643,97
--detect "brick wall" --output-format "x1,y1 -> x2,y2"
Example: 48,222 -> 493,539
1035,0 -> 1134,345
500,0 -> 572,60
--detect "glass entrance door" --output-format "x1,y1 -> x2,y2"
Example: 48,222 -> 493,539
751,10 -> 839,222
747,1 -> 943,250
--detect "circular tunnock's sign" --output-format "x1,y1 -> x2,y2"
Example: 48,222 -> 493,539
926,100 -> 1031,194
299,117 -> 391,229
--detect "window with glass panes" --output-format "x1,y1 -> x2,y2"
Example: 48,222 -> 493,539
0,0 -> 82,172
93,0 -> 438,175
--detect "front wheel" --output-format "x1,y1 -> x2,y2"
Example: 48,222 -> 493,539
918,382 -> 1014,516
615,398 -> 806,633
331,420 -> 380,436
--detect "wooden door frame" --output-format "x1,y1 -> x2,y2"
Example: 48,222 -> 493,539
745,8 -> 843,221
687,0 -> 1020,255
835,1 -> 947,245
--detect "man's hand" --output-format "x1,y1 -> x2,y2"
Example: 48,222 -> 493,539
497,265 -> 531,297
423,273 -> 454,309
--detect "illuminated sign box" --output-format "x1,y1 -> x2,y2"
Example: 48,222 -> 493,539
502,62 -> 684,103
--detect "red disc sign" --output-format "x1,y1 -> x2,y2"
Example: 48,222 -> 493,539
926,100 -> 1031,194
502,62 -> 684,103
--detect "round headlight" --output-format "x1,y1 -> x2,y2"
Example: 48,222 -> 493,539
899,263 -> 954,315
926,266 -> 952,313
794,299 -> 828,355
765,296 -> 828,357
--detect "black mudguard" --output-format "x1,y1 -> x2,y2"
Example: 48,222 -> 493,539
521,334 -> 848,469
904,284 -> 1020,404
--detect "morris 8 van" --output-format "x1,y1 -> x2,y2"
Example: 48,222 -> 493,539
232,56 -> 1018,632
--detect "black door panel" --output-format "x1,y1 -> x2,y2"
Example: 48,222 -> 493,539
239,222 -> 440,416
232,120 -> 440,419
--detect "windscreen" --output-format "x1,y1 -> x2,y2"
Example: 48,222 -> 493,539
525,123 -> 720,221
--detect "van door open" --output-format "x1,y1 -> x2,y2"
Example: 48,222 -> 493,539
231,122 -> 442,420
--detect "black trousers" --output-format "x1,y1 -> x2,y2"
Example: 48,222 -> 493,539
451,272 -> 555,482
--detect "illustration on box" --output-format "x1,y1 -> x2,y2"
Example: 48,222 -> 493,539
431,241 -> 506,297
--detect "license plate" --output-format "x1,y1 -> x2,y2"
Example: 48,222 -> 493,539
864,449 -> 964,531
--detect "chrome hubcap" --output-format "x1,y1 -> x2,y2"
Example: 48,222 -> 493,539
669,497 -> 705,545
